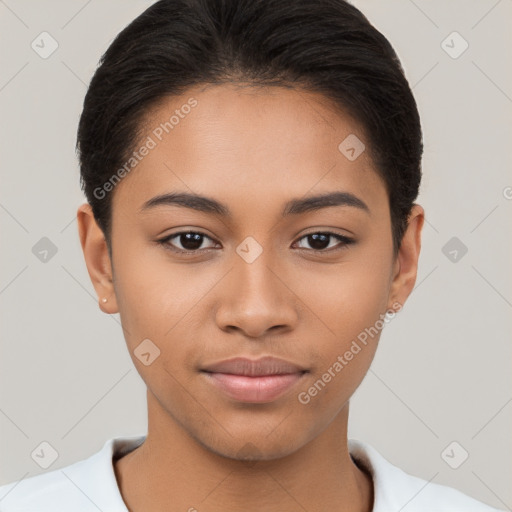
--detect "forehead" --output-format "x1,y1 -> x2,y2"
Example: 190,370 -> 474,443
112,83 -> 386,218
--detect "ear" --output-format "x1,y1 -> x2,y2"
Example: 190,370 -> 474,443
387,204 -> 425,313
77,203 -> 118,314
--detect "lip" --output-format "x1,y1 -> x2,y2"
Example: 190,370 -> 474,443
200,356 -> 308,403
201,356 -> 306,376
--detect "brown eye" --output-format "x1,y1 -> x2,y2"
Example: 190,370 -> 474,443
158,231 -> 217,253
294,232 -> 354,252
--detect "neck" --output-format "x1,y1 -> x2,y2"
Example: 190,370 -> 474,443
114,391 -> 373,512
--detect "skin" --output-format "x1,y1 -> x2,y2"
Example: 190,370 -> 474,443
77,83 -> 424,512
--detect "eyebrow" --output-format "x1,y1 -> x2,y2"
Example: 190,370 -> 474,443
139,191 -> 370,217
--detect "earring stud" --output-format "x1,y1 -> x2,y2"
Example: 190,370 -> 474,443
101,297 -> 108,303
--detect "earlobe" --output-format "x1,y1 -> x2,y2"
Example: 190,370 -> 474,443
387,204 -> 425,311
76,203 -> 119,314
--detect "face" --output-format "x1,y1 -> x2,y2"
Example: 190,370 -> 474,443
79,83 -> 423,460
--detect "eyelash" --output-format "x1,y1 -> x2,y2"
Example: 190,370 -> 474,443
156,230 -> 355,255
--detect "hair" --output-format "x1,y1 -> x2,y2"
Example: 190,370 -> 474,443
77,0 -> 423,258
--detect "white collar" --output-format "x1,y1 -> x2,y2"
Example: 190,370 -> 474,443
0,434 -> 501,511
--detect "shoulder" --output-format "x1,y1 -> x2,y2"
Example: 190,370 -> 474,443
0,436 -> 145,512
0,465 -> 85,512
348,439 -> 505,512
0,454 -> 101,512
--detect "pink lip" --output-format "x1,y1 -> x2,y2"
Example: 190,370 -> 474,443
200,356 -> 308,403
202,372 -> 305,403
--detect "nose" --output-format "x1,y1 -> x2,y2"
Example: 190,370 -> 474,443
214,246 -> 299,339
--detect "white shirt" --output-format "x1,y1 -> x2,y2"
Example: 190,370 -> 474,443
0,435 -> 504,511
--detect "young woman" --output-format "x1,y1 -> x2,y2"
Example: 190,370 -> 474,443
0,0 -> 504,510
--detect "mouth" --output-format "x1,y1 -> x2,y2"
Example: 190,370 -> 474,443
200,356 -> 308,403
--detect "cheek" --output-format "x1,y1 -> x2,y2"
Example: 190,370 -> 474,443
113,237 -> 188,323
292,252 -> 392,398
111,255 -> 201,395
294,276 -> 389,419
293,255 -> 392,343
111,242 -> 225,367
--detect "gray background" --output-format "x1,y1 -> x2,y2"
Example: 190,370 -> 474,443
1,0 -> 511,509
